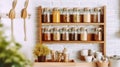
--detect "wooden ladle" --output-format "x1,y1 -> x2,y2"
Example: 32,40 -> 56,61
21,0 -> 29,41
8,0 -> 17,42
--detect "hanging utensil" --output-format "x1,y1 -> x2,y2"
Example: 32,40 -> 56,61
21,0 -> 29,41
8,0 -> 17,42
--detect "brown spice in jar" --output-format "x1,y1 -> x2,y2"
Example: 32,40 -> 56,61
42,28 -> 51,41
91,8 -> 99,23
70,15 -> 73,22
87,33 -> 95,41
95,28 -> 103,41
100,9 -> 104,22
50,14 -> 53,22
61,28 -> 69,41
42,8 -> 51,23
80,14 -> 84,22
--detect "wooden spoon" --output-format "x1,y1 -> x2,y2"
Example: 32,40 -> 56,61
21,0 -> 29,41
8,0 -> 17,42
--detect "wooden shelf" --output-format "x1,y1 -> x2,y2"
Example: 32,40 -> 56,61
42,23 -> 104,26
34,62 -> 97,67
42,41 -> 104,44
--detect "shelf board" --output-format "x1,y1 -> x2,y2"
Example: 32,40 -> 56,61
42,41 -> 104,44
34,62 -> 96,67
42,23 -> 104,26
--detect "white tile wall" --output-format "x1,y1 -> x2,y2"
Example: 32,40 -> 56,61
0,0 -> 120,61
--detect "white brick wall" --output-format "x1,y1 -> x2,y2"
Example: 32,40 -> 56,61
0,0 -> 120,61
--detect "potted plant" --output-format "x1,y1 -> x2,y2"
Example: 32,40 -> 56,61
33,44 -> 50,62
0,23 -> 31,67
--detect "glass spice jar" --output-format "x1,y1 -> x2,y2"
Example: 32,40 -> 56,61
73,8 -> 80,22
87,26 -> 96,41
61,27 -> 69,41
79,9 -> 84,22
95,27 -> 103,41
69,27 -> 75,41
42,27 -> 45,41
43,27 -> 51,41
60,8 -> 63,22
50,9 -> 53,22
80,27 -> 88,41
42,8 -> 51,23
52,8 -> 60,23
99,8 -> 104,22
77,27 -> 81,40
62,8 -> 70,23
69,9 -> 73,22
53,27 -> 61,41
74,26 -> 79,41
91,8 -> 99,23
83,8 -> 91,23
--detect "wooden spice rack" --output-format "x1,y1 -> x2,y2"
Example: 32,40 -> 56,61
36,6 -> 106,67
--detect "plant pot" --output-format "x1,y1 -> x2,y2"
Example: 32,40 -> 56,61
38,56 -> 46,62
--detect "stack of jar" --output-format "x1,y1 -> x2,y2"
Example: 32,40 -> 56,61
42,26 -> 103,41
42,7 -> 104,23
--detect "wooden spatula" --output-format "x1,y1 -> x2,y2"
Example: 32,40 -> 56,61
8,0 -> 17,42
21,0 -> 29,41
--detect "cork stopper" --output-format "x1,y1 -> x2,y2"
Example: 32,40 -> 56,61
73,8 -> 79,11
80,27 -> 87,31
94,8 -> 99,12
84,7 -> 90,11
53,7 -> 59,11
63,8 -> 68,11
96,27 -> 102,31
43,8 -> 49,11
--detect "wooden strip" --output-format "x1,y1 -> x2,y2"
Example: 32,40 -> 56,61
103,6 -> 106,56
37,6 -> 42,44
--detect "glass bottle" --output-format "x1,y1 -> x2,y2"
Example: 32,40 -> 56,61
60,8 -> 63,22
91,8 -> 99,23
50,9 -> 53,22
61,27 -> 69,41
99,8 -> 104,22
42,27 -> 45,41
79,9 -> 84,22
95,27 -> 103,41
73,8 -> 80,22
80,27 -> 88,41
83,8 -> 91,23
43,27 -> 51,41
62,8 -> 70,23
77,27 -> 81,41
69,27 -> 75,41
52,8 -> 60,23
42,8 -> 51,23
53,27 -> 61,41
87,26 -> 95,41
69,9 -> 73,22
74,26 -> 79,41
